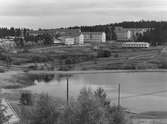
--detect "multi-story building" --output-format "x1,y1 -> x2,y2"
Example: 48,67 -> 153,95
28,28 -> 84,45
28,29 -> 107,45
82,32 -> 106,43
58,33 -> 84,45
114,27 -> 132,41
114,27 -> 150,41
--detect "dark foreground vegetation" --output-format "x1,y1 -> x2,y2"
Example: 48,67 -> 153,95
11,88 -> 129,124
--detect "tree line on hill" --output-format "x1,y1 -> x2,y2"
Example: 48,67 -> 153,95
0,27 -> 53,47
69,21 -> 167,45
0,27 -> 28,38
114,20 -> 167,28
1,20 -> 167,46
136,23 -> 167,45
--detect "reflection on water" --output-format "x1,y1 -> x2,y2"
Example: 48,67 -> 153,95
31,74 -> 55,82
54,74 -> 73,82
22,72 -> 167,113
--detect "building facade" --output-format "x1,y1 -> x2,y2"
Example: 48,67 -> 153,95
75,34 -> 84,45
28,28 -> 84,45
114,27 -> 151,41
115,27 -> 132,41
58,33 -> 84,45
0,39 -> 16,49
121,42 -> 150,48
64,37 -> 75,45
82,32 -> 106,43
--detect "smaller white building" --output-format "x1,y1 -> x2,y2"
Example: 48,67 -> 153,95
65,37 -> 75,45
114,27 -> 151,41
0,39 -> 16,49
75,34 -> 84,45
121,42 -> 150,48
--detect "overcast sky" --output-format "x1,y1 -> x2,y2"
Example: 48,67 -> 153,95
0,0 -> 167,29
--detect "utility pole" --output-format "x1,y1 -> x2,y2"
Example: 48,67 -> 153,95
66,77 -> 69,105
118,83 -> 120,109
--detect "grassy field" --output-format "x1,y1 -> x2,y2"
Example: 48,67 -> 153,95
74,46 -> 167,70
0,45 -> 167,71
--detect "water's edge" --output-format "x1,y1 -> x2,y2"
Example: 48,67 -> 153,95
28,69 -> 167,75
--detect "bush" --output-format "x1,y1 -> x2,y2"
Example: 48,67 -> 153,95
20,92 -> 33,105
59,88 -> 127,124
23,88 -> 128,124
114,54 -> 119,58
158,60 -> 167,69
97,50 -> 111,58
60,88 -> 110,124
58,65 -> 73,71
31,94 -> 60,124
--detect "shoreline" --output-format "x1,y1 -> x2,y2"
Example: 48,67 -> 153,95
27,69 -> 167,75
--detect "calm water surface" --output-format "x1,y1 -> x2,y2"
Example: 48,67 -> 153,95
23,72 -> 167,113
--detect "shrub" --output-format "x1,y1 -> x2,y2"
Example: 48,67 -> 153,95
22,88 -> 128,124
60,88 -> 110,124
31,94 -> 60,124
60,88 -> 128,124
158,60 -> 167,69
97,50 -> 111,58
20,92 -> 33,105
114,54 -> 119,58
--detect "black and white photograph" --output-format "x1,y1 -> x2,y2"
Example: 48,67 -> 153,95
0,0 -> 167,124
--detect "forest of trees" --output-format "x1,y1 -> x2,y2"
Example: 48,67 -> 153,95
70,21 -> 167,31
0,27 -> 53,47
0,27 -> 29,38
137,24 -> 167,45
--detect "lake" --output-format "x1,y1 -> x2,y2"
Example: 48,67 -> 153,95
23,72 -> 167,113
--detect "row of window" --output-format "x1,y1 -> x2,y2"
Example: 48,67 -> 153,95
122,44 -> 149,48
